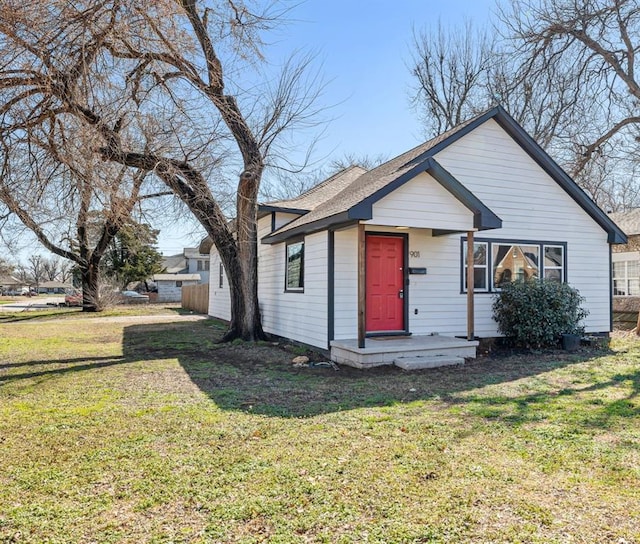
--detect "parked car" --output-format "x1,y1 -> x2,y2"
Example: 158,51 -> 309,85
120,290 -> 149,303
65,290 -> 82,307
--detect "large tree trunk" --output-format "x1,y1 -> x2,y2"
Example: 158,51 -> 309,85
80,260 -> 101,313
218,239 -> 265,342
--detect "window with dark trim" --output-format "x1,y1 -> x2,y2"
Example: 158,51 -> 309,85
463,241 -> 489,292
219,263 -> 224,288
285,240 -> 304,291
462,238 -> 567,293
176,281 -> 183,288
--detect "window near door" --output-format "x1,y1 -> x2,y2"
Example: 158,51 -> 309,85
613,260 -> 640,295
463,241 -> 489,291
462,239 -> 566,292
285,239 -> 304,291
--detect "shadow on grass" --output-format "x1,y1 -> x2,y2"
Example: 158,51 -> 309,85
0,357 -> 132,382
0,309 -> 80,323
4,318 -> 635,423
117,321 -> 635,420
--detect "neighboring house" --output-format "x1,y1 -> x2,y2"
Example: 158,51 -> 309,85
38,280 -> 73,294
161,237 -> 211,285
184,240 -> 211,285
0,275 -> 26,295
153,273 -> 201,302
608,209 -> 640,296
208,106 -> 625,367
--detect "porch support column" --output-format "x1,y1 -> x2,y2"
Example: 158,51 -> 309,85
466,230 -> 475,341
357,222 -> 366,349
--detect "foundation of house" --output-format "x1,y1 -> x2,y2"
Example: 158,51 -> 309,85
330,335 -> 478,370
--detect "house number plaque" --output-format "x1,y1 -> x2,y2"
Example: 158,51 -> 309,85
409,251 -> 420,258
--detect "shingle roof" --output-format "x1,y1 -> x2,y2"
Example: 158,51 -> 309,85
262,111 -> 494,241
0,275 -> 22,286
162,254 -> 187,274
609,209 -> 640,236
260,165 -> 367,213
261,105 -> 627,245
153,273 -> 201,281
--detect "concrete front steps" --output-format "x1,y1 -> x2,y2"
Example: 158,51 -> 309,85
394,355 -> 465,370
330,335 -> 477,370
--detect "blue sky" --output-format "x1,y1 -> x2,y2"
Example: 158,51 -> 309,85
158,0 -> 496,254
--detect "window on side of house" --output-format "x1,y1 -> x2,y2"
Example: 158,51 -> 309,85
205,260 -> 210,271
176,281 -> 183,287
219,262 -> 224,288
285,239 -> 304,291
197,260 -> 203,271
613,260 -> 640,295
463,241 -> 489,292
463,239 -> 567,293
543,245 -> 564,282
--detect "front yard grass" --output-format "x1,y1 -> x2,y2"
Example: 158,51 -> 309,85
0,315 -> 639,543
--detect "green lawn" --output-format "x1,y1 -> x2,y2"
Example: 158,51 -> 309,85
1,313 -> 639,543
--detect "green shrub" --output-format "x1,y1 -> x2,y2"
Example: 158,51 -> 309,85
492,279 -> 588,349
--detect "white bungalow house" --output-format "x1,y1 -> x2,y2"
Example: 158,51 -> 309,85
208,106 -> 626,368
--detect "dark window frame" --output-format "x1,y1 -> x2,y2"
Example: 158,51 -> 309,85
285,238 -> 305,292
219,262 -> 224,288
462,240 -> 489,292
461,237 -> 568,294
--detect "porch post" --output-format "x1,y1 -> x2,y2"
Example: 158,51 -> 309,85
467,230 -> 475,341
357,223 -> 366,348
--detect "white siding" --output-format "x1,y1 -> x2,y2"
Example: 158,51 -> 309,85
369,172 -> 473,231
274,212 -> 300,230
208,247 -> 231,321
333,229 -> 359,340
333,120 -> 613,338
258,219 -> 329,349
433,119 -> 611,334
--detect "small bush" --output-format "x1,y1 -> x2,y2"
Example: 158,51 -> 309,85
492,279 -> 588,349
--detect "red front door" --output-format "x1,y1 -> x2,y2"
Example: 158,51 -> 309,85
366,235 -> 405,332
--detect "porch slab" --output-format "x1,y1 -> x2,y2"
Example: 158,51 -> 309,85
330,335 -> 478,369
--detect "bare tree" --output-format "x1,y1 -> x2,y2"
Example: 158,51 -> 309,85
410,19 -> 584,145
409,8 -> 640,209
26,255 -> 45,291
501,0 -> 640,180
0,0 -> 324,338
0,257 -> 13,277
0,119 -> 161,310
57,260 -> 73,284
42,257 -> 61,282
411,21 -> 495,136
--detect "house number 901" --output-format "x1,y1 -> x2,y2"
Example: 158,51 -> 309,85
409,251 -> 420,258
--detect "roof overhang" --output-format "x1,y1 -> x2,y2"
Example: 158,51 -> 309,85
257,204 -> 310,219
261,158 -> 501,244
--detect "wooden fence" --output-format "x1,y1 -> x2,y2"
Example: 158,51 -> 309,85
613,296 -> 640,331
181,283 -> 209,314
